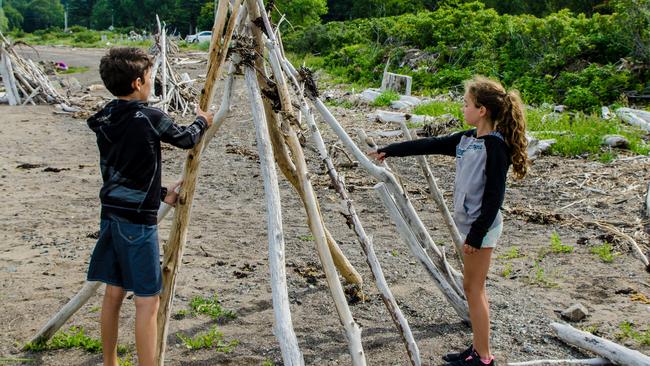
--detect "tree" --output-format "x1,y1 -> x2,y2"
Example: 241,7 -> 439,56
275,0 -> 327,29
0,8 -> 8,31
22,0 -> 64,32
67,0 -> 95,28
197,1 -> 213,32
90,0 -> 112,29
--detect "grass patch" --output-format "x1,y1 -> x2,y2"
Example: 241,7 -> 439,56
498,247 -> 523,260
527,262 -> 559,288
550,232 -> 574,254
527,109 -> 650,160
176,326 -> 239,351
372,90 -> 400,107
591,242 -> 616,263
325,99 -> 355,109
500,262 -> 513,278
413,100 -> 463,120
22,326 -> 122,353
298,234 -> 314,242
617,321 -> 650,346
189,294 -> 236,321
58,66 -> 90,74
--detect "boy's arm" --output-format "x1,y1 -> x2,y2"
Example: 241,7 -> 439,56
377,130 -> 466,158
160,115 -> 209,149
465,138 -> 509,248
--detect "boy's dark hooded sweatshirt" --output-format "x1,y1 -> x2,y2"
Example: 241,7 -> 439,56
87,99 -> 207,225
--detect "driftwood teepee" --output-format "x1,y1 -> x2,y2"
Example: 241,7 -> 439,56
0,32 -> 68,106
26,1 -> 472,365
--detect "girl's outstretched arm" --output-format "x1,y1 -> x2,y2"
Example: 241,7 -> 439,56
377,130 -> 467,158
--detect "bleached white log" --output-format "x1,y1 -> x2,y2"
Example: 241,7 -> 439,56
508,358 -> 612,365
244,64 -> 303,366
161,26 -> 168,113
551,322 -> 650,366
368,110 -> 437,125
617,108 -> 650,132
24,281 -> 101,348
279,52 -> 421,366
0,49 -> 19,105
375,183 -> 470,322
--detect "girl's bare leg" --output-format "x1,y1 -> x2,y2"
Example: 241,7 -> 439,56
463,248 -> 493,359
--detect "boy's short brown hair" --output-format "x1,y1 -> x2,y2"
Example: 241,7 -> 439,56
99,47 -> 153,97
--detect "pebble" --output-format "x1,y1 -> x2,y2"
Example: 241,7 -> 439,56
561,303 -> 589,322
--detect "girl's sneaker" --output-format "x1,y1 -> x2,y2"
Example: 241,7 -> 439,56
442,344 -> 473,362
447,350 -> 496,366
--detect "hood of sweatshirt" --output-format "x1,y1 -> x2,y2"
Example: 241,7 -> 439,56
87,99 -> 145,142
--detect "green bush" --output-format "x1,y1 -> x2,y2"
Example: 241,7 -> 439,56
74,31 -> 101,44
284,2 -> 646,110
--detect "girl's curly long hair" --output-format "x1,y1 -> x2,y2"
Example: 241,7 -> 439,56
465,76 -> 528,179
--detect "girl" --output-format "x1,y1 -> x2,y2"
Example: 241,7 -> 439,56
369,76 -> 528,366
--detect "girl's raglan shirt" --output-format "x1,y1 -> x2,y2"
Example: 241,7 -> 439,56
378,129 -> 511,248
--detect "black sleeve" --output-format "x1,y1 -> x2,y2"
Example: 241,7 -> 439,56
160,187 -> 168,202
465,137 -> 510,248
377,130 -> 468,158
160,115 -> 208,149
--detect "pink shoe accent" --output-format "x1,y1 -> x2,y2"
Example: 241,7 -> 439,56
480,355 -> 494,365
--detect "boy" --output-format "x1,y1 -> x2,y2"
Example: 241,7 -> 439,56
86,47 -> 213,366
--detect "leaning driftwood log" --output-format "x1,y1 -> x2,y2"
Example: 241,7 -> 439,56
155,1 -> 241,364
552,322 -> 650,366
243,57 -> 304,365
0,32 -> 67,105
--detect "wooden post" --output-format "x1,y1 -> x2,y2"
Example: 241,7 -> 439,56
155,1 -> 242,364
244,62 -> 304,366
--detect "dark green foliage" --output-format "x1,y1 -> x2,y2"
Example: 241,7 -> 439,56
286,1 -> 647,109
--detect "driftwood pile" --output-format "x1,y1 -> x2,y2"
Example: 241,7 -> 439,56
0,32 -> 67,106
148,16 -> 198,115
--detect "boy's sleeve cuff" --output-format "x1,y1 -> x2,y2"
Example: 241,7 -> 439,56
195,116 -> 208,130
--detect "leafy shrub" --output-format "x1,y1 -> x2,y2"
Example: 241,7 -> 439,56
372,90 -> 400,107
285,2 -> 646,110
74,31 -> 101,44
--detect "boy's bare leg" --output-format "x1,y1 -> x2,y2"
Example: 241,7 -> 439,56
101,285 -> 126,366
463,248 -> 494,360
134,295 -> 160,366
